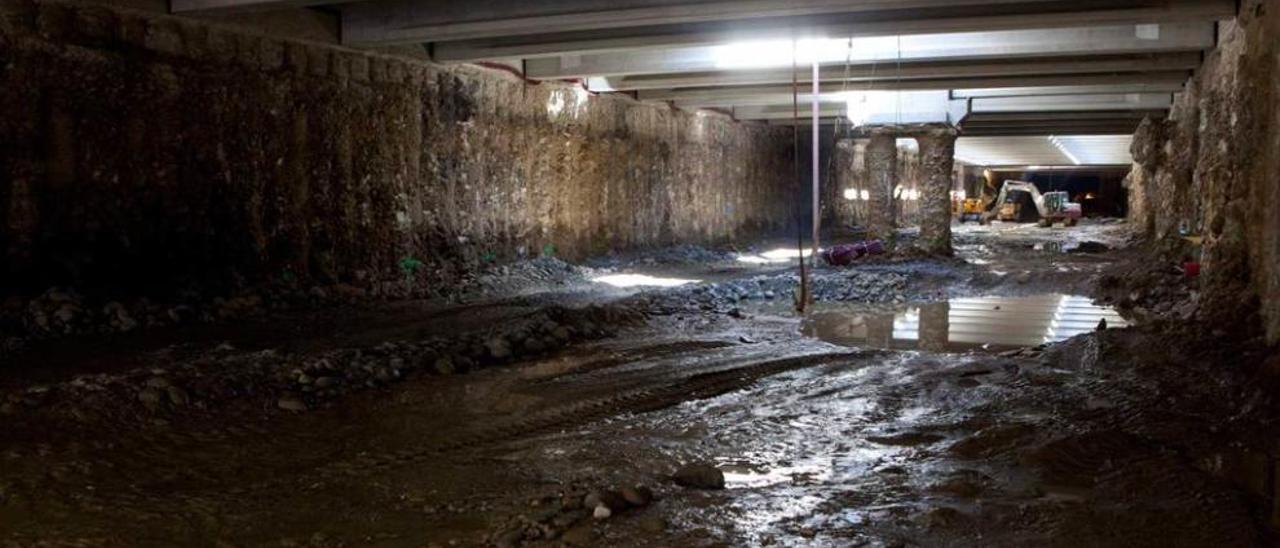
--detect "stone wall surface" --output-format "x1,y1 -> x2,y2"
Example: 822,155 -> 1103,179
1125,1 -> 1280,343
0,0 -> 796,298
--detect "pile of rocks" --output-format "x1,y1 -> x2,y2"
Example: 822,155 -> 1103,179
0,304 -> 645,420
1096,245 -> 1199,322
461,257 -> 591,298
644,270 -> 912,314
2,287 -> 271,339
585,244 -> 738,269
0,256 -> 593,342
487,482 -> 662,547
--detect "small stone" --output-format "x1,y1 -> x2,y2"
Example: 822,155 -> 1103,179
673,462 -> 725,489
144,376 -> 171,389
314,376 -> 338,388
592,505 -> 612,519
561,494 -> 583,511
727,308 -> 744,319
638,515 -> 666,533
552,326 -> 572,341
277,395 -> 307,412
620,485 -> 653,507
137,387 -> 165,407
561,526 -> 592,546
165,386 -> 190,406
486,337 -> 512,360
434,357 -> 456,375
296,373 -> 314,385
493,528 -> 522,548
738,335 -> 756,344
523,337 -> 546,353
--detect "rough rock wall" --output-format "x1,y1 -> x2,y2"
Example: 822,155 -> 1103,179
0,0 -> 795,298
1124,2 -> 1280,343
1126,117 -> 1164,236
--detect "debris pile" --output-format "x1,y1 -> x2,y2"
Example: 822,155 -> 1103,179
486,482 -> 661,547
1095,241 -> 1200,321
461,257 -> 590,298
645,270 -> 912,312
0,304 -> 643,420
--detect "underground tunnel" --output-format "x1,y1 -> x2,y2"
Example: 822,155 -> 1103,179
1,0 -> 1279,546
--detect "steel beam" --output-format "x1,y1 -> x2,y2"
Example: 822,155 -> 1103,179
951,82 -> 1186,98
411,1 -> 1234,60
735,104 -> 847,120
528,23 -> 1214,79
170,0 -> 349,14
962,109 -> 1164,122
970,93 -> 1173,112
639,72 -> 1190,108
960,126 -> 1141,136
343,0 -> 1072,45
589,53 -> 1200,91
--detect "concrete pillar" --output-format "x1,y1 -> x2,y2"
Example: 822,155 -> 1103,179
831,138 -> 867,231
864,132 -> 897,242
914,128 -> 958,256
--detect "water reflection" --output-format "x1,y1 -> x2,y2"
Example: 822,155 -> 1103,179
803,294 -> 1128,352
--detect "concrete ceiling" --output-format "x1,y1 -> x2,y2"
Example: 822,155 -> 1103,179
169,0 -> 1236,166
954,135 -> 1135,166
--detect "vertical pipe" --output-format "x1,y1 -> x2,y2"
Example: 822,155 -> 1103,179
811,60 -> 820,261
792,39 -> 807,313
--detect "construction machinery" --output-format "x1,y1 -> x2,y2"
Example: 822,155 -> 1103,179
957,198 -> 985,223
982,180 -> 1082,227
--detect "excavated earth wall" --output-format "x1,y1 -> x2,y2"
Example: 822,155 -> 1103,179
1125,2 -> 1280,344
0,0 -> 796,300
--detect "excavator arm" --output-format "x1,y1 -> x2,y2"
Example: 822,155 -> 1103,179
983,180 -> 1048,221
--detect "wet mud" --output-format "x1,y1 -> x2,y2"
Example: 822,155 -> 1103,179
1,220 -> 1277,547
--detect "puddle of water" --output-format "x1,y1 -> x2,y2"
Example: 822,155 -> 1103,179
591,273 -> 699,287
797,294 -> 1129,352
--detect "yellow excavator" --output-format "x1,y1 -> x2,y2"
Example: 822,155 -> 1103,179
957,198 -> 985,223
980,180 -> 1082,227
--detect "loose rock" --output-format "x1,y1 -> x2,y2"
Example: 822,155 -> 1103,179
277,395 -> 308,412
673,462 -> 726,489
620,485 -> 653,507
592,505 -> 612,519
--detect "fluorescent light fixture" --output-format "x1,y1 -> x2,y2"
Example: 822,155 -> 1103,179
1048,135 -> 1082,165
711,37 -> 863,69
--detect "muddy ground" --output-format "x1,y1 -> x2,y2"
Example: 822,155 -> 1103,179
1,219 -> 1277,547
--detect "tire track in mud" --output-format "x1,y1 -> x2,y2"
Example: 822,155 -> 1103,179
3,339 -> 742,513
248,347 -> 860,490
6,343 -> 861,525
